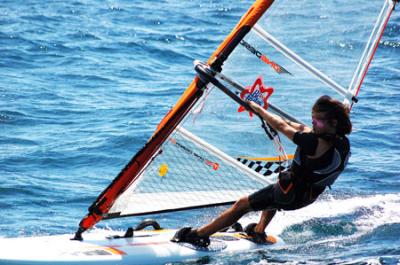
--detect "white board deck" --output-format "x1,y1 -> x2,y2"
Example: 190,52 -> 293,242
0,229 -> 283,265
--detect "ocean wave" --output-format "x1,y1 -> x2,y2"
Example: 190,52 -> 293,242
242,193 -> 400,242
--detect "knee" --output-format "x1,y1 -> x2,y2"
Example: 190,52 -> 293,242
232,196 -> 250,213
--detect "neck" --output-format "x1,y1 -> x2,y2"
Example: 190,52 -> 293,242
316,131 -> 337,142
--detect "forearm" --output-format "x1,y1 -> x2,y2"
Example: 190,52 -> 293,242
284,119 -> 309,132
263,112 -> 287,132
247,101 -> 298,140
247,100 -> 310,133
253,105 -> 287,132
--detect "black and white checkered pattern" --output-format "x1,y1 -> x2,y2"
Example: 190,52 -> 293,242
236,158 -> 291,176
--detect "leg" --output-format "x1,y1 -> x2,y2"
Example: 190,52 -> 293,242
197,196 -> 251,237
255,209 -> 276,233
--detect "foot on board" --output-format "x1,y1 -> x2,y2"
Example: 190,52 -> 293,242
171,227 -> 210,247
244,223 -> 270,244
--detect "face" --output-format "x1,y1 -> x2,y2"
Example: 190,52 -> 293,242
312,111 -> 335,134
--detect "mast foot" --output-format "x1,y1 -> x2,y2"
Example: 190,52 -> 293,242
72,227 -> 84,241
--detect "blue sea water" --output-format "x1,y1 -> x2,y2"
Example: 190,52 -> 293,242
0,0 -> 399,264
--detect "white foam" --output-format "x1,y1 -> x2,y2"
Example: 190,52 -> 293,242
242,193 -> 400,238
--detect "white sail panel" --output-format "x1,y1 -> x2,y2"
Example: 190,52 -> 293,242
107,126 -> 277,218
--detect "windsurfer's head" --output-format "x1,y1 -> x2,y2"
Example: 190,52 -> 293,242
311,95 -> 352,136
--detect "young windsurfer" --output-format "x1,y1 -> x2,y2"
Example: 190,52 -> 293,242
173,95 -> 352,246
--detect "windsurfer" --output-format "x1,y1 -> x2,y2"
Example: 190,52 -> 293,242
172,95 -> 352,247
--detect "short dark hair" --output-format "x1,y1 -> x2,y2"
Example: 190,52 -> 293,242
312,95 -> 352,135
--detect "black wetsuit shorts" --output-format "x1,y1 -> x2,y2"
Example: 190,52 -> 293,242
248,171 -> 324,211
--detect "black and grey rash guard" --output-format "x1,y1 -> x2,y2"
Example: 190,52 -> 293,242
248,131 -> 350,212
291,131 -> 351,189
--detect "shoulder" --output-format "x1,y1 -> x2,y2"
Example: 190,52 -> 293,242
293,131 -> 318,144
293,131 -> 319,155
335,135 -> 350,153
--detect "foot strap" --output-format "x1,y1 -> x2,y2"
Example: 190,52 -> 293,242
171,227 -> 210,247
244,223 -> 268,244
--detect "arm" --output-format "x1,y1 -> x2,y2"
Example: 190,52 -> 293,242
284,119 -> 312,133
248,101 -> 311,140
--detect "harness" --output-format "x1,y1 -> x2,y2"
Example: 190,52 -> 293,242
271,133 -> 350,209
292,134 -> 350,189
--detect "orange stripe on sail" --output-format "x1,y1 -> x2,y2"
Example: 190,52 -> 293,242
238,154 -> 294,162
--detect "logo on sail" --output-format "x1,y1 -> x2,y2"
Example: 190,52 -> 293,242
170,138 -> 219,171
238,76 -> 274,117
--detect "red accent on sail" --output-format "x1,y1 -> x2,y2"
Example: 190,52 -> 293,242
238,76 -> 274,117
